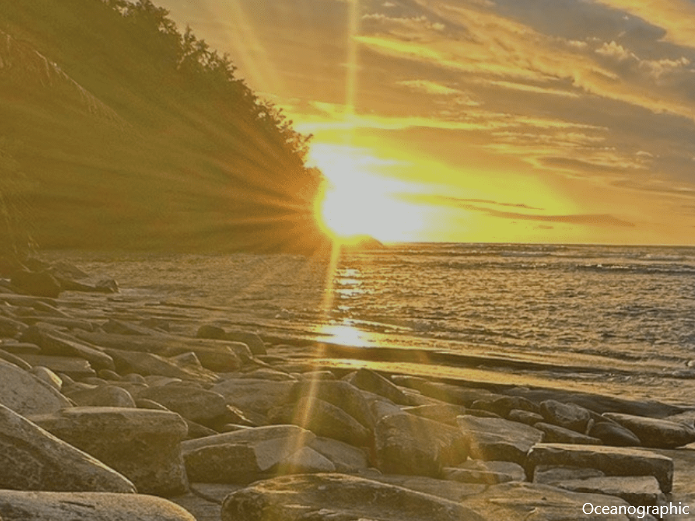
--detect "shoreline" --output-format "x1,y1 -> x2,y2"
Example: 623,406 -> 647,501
0,259 -> 694,520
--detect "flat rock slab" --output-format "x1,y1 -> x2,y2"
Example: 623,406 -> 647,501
457,415 -> 543,464
13,354 -> 97,380
269,396 -> 371,446
181,425 -> 317,484
211,378 -> 294,415
527,443 -> 674,493
21,327 -> 114,371
534,422 -> 602,444
356,470 -> 487,502
540,399 -> 591,432
376,413 -> 468,476
0,404 -> 135,493
30,407 -> 188,496
391,376 -> 499,406
221,473 -> 488,521
76,332 -> 245,372
291,380 -> 375,429
344,368 -> 409,404
445,460 -> 525,484
137,385 -> 228,424
0,359 -> 72,416
462,482 -> 645,521
64,385 -> 136,408
553,475 -> 665,507
105,348 -> 218,383
603,413 -> 695,449
0,491 -> 195,521
307,436 -> 369,472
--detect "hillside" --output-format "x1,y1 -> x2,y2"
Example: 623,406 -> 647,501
0,0 -> 330,255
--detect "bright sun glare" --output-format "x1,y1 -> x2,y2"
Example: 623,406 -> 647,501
311,145 -> 424,243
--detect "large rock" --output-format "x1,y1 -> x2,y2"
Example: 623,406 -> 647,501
375,413 -> 468,476
457,415 -> 543,464
291,380 -> 374,429
603,412 -> 695,449
534,422 -> 602,445
462,481 -> 645,521
211,378 -> 294,415
63,385 -> 136,408
0,359 -> 72,415
391,376 -> 498,406
21,327 -> 114,371
268,396 -> 371,446
221,473 -> 487,521
0,491 -> 195,520
508,387 -> 684,418
552,475 -> 665,508
471,395 -> 539,417
405,404 -> 469,426
137,385 -> 228,425
344,368 -> 409,404
14,354 -> 97,380
0,404 -> 135,493
540,399 -> 591,432
181,425 -> 317,484
589,421 -> 641,447
307,436 -> 369,472
105,348 -> 218,383
76,332 -> 245,372
444,460 -> 525,484
197,324 -> 269,357
526,443 -> 674,493
30,407 -> 188,496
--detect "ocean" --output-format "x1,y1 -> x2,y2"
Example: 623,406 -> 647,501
55,243 -> 695,406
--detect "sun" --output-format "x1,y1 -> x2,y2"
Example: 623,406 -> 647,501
315,175 -> 424,244
310,144 -> 426,243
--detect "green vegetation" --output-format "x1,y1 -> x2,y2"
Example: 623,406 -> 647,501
0,0 -> 328,254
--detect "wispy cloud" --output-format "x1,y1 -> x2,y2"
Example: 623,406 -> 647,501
407,194 -> 635,227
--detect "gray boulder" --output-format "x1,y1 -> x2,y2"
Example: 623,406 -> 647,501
462,481 -> 645,521
603,412 -> 695,448
375,413 -> 468,476
540,399 -> 591,432
137,385 -> 228,425
221,473 -> 487,521
307,436 -> 369,472
181,425 -> 317,484
291,380 -> 374,429
268,396 -> 371,446
0,404 -> 135,493
0,359 -> 72,415
457,415 -> 543,464
211,378 -> 294,416
30,407 -> 188,496
63,385 -> 136,408
526,443 -> 674,493
553,475 -> 665,508
589,421 -> 641,447
0,491 -> 195,520
534,422 -> 602,444
344,368 -> 409,404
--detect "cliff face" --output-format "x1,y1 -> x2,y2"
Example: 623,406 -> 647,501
0,0 -> 329,254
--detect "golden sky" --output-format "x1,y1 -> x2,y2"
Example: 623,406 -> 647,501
154,0 -> 695,245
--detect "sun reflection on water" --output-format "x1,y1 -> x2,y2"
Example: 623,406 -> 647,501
316,323 -> 373,347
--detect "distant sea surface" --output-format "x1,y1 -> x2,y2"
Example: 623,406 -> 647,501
57,243 -> 695,406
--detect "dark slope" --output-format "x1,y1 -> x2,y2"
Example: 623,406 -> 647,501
0,0 -> 330,254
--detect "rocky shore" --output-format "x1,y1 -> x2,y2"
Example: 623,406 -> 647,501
1,260 -> 695,520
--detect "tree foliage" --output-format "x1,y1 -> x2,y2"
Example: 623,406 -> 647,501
102,0 -> 312,163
